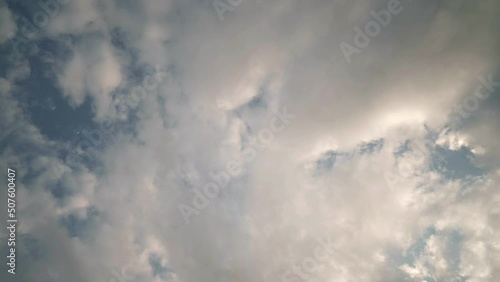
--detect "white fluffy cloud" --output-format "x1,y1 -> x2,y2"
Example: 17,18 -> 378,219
58,39 -> 122,118
1,0 -> 499,281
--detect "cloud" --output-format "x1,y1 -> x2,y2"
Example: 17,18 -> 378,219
57,38 -> 123,119
0,0 -> 499,281
0,2 -> 16,43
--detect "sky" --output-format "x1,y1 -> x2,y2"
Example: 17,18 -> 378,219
0,0 -> 499,281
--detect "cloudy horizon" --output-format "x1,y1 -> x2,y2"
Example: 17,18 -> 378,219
1,0 -> 500,281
